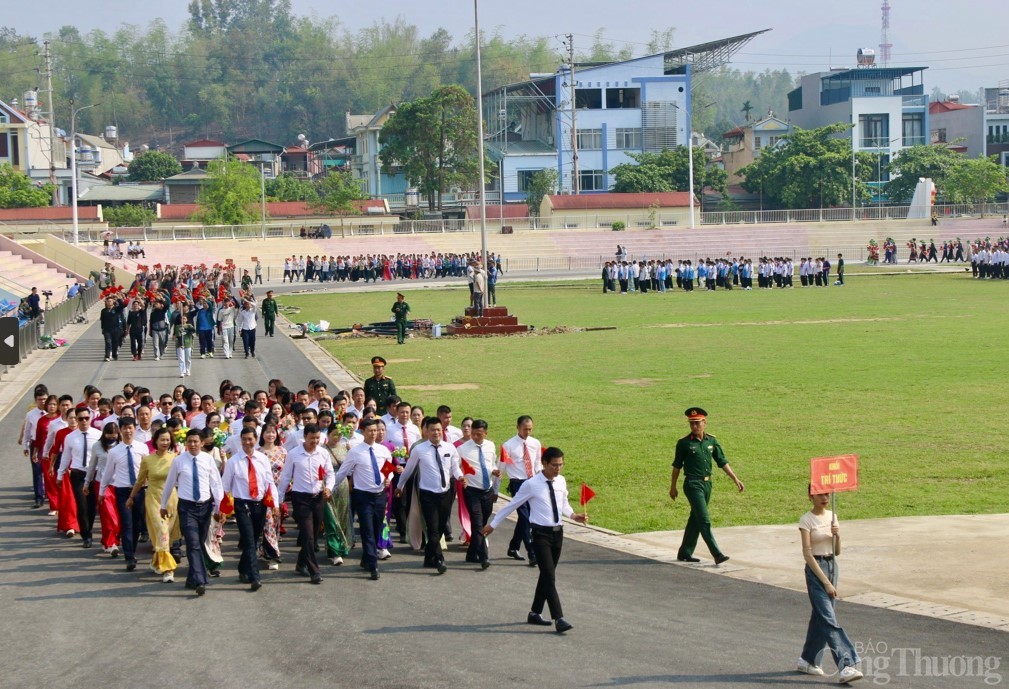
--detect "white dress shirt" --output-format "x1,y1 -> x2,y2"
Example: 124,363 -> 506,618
398,440 -> 463,493
99,440 -> 149,492
134,425 -> 153,445
57,427 -> 103,481
42,418 -> 68,459
386,420 -> 421,450
441,425 -> 463,444
277,444 -> 336,496
333,441 -> 393,493
221,450 -> 279,503
282,425 -> 305,451
161,450 -> 225,507
500,434 -> 543,481
85,443 -> 115,485
22,407 -> 45,450
489,473 -> 574,529
457,439 -> 498,491
236,307 -> 257,331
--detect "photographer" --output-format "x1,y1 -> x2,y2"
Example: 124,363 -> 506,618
26,287 -> 42,320
99,296 -> 126,361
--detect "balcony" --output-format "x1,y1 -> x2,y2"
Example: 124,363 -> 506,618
902,136 -> 927,147
902,95 -> 928,108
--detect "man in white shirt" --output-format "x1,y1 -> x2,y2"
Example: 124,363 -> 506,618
57,408 -> 103,547
484,446 -> 586,633
499,414 -> 543,565
347,387 -> 366,418
457,419 -> 500,568
396,417 -> 464,574
134,405 -> 154,446
189,395 -> 217,430
222,428 -> 278,591
21,384 -> 49,508
386,402 -> 421,451
435,404 -> 463,542
237,299 -> 258,358
277,423 -> 334,584
332,418 -> 392,580
283,407 -> 315,451
160,429 -> 225,595
100,417 -> 148,570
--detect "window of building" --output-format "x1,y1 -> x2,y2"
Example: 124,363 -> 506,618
902,113 -> 925,146
754,136 -> 762,151
859,114 -> 890,147
575,89 -> 602,109
0,134 -> 7,159
934,128 -> 947,143
606,88 -> 640,109
578,169 -> 604,191
517,169 -> 538,192
10,132 -> 19,166
768,135 -> 782,147
576,128 -> 603,150
865,86 -> 881,94
615,127 -> 641,149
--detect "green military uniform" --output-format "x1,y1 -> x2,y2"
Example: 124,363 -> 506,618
364,375 -> 397,414
673,431 -> 728,560
391,298 -> 411,345
261,296 -> 278,337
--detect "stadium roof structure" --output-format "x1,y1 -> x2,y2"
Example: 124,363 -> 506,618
662,29 -> 772,75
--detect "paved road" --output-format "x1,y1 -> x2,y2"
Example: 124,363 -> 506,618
1,317 -> 1004,689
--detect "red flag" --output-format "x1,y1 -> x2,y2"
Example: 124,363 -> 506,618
317,465 -> 327,481
380,460 -> 396,478
580,483 -> 596,506
219,493 -> 235,516
263,490 -> 275,509
460,461 -> 476,476
499,446 -> 512,464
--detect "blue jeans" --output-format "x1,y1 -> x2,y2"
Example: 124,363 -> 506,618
351,489 -> 386,573
801,559 -> 860,671
178,499 -> 213,587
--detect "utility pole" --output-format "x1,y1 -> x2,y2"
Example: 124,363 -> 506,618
563,33 -> 579,195
42,40 -> 58,205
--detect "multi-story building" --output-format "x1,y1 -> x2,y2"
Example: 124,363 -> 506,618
929,99 -> 983,156
0,97 -> 67,186
983,84 -> 1009,165
721,113 -> 792,184
787,60 -> 929,200
346,107 -> 408,198
483,30 -> 767,202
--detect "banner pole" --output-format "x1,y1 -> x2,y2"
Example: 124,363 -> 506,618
831,491 -> 837,557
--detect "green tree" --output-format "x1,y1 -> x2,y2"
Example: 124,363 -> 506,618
380,85 -> 482,210
0,164 -> 53,208
741,100 -> 753,121
885,145 -> 964,203
312,170 -> 366,229
104,204 -> 156,227
740,124 -> 874,209
611,148 -> 727,197
194,157 -> 262,225
944,156 -> 1009,212
127,151 -> 183,182
265,172 -> 319,202
525,169 -> 558,217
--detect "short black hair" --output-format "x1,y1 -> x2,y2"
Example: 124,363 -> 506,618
471,419 -> 488,431
543,447 -> 564,465
117,416 -> 136,427
517,415 -> 533,426
359,418 -> 380,430
302,423 -> 321,436
422,416 -> 442,429
240,427 -> 257,438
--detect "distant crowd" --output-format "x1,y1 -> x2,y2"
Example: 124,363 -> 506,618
281,252 -> 504,284
601,255 -> 845,293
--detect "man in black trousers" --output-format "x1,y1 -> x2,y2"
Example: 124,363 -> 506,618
484,447 -> 587,634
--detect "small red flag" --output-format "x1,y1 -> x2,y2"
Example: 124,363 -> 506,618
380,460 -> 396,478
219,493 -> 235,516
317,465 -> 327,481
460,461 -> 476,476
499,447 -> 512,464
580,483 -> 596,506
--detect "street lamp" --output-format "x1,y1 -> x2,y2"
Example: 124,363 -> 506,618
70,101 -> 99,245
473,0 -> 488,268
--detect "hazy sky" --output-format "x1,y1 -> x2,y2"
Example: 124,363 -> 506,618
8,0 -> 1008,94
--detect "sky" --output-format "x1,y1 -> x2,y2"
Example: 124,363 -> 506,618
8,0 -> 1009,95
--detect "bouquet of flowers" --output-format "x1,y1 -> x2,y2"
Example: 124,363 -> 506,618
333,423 -> 355,440
174,426 -> 190,445
213,428 -> 228,448
223,404 -> 239,423
392,446 -> 409,462
866,239 -> 880,264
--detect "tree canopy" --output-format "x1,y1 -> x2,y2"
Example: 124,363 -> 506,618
943,156 -> 1009,208
311,170 -> 366,226
193,157 -> 262,225
127,150 -> 183,182
884,145 -> 965,203
611,148 -> 727,197
525,169 -> 558,217
0,164 -> 53,208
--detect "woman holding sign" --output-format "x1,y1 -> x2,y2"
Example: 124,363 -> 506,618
796,487 -> 863,683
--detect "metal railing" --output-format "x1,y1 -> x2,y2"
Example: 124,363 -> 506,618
0,284 -> 98,378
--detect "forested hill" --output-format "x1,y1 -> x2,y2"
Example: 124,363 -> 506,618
1,2 -> 796,151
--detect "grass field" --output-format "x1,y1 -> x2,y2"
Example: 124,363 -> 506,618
279,271 -> 1007,534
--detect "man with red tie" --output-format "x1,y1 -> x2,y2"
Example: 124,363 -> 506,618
222,428 -> 279,591
333,418 -> 393,581
100,417 -> 150,571
436,405 -> 462,541
56,409 -> 102,548
385,401 -> 419,543
276,423 -> 334,585
499,415 -> 542,565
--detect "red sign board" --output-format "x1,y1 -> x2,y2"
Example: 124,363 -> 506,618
809,454 -> 859,494
250,257 -> 258,262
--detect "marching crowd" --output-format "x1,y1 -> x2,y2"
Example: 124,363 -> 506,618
601,255 -> 846,293
18,363 -> 582,630
281,252 -> 503,284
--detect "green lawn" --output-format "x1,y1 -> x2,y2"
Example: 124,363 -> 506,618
280,272 -> 1007,534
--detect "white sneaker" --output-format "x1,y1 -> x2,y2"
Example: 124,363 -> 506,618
268,562 -> 280,571
797,659 -> 825,676
66,529 -> 75,538
838,666 -> 863,684
185,370 -> 191,376
149,563 -> 159,573
110,545 -> 120,558
180,374 -> 185,378
330,556 -> 343,566
48,510 -> 57,516
378,548 -> 391,560
162,571 -> 175,583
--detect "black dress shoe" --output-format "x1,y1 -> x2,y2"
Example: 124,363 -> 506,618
239,574 -> 250,584
507,549 -> 526,561
310,575 -> 322,584
209,569 -> 220,578
125,559 -> 137,571
677,555 -> 701,563
295,565 -> 310,577
82,538 -> 92,549
250,580 -> 262,591
195,585 -> 206,596
480,560 -> 491,570
714,554 -> 730,565
370,570 -> 380,581
527,612 -> 552,626
436,562 -> 447,575
527,558 -> 538,567
555,618 -> 573,633
445,534 -> 454,542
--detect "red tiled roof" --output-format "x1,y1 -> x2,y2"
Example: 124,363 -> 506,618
546,192 -> 694,210
158,200 -> 389,220
929,101 -> 974,114
0,206 -> 100,221
184,139 -> 227,147
723,126 -> 744,139
465,204 -> 530,220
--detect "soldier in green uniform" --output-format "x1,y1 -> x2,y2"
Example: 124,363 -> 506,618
363,356 -> 397,414
669,407 -> 744,564
391,292 -> 410,345
261,290 -> 278,337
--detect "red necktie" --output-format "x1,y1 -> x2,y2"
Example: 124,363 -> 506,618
402,426 -> 409,450
247,455 -> 259,499
523,442 -> 534,479
443,429 -> 448,442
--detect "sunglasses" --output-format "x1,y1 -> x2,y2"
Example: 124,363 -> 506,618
77,416 -> 91,421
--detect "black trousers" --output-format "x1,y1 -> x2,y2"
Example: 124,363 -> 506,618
115,486 -> 145,561
129,330 -> 145,357
234,498 -> 266,583
463,486 -> 495,563
69,468 -> 97,540
418,488 -> 453,566
103,330 -> 121,359
351,489 -> 386,573
241,329 -> 256,356
507,478 -> 533,556
178,498 -> 212,587
291,491 -> 324,576
531,525 -> 564,619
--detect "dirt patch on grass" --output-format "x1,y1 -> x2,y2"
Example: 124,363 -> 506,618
614,378 -> 657,387
384,358 -> 422,364
649,316 -> 903,328
400,383 -> 480,391
687,373 -> 712,379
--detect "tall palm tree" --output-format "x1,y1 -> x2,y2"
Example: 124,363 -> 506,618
742,100 -> 753,122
